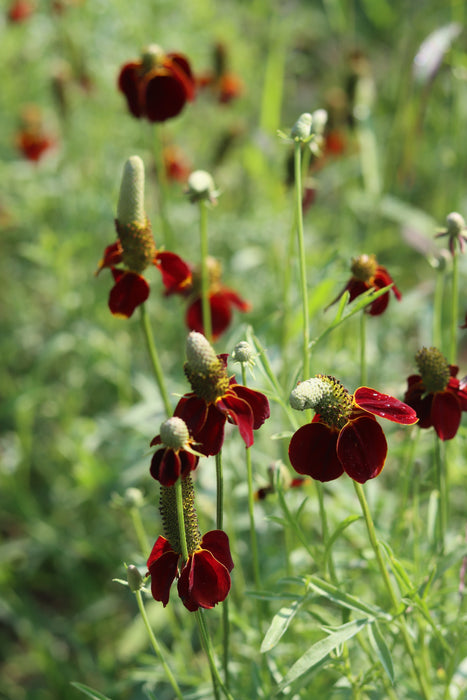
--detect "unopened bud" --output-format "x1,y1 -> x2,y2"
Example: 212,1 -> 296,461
290,113 -> 312,141
159,417 -> 190,449
127,564 -> 145,592
446,212 -> 466,236
231,341 -> 255,365
186,170 -> 218,203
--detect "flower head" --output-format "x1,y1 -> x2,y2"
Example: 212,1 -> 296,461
118,44 -> 195,123
404,347 -> 467,440
327,254 -> 401,316
15,106 -> 55,162
435,212 -> 467,256
96,156 -> 191,318
174,332 -> 270,455
167,257 -> 250,340
150,417 -> 200,486
147,477 -> 234,611
197,42 -> 243,104
7,0 -> 34,22
288,375 -> 417,483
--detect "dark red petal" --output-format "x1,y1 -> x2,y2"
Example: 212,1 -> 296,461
179,450 -> 199,479
177,549 -> 231,611
217,393 -> 255,447
354,387 -> 418,424
156,251 -> 192,295
174,395 -> 209,436
185,298 -> 205,335
217,288 -> 251,312
147,537 -> 179,607
175,397 -> 225,456
166,53 -> 196,98
432,390 -> 462,440
149,435 -> 162,447
347,279 -> 370,303
404,378 -> 433,428
118,62 -> 143,118
200,530 -> 234,572
96,241 -> 123,274
230,384 -> 270,429
288,423 -> 344,482
368,290 -> 390,316
150,448 -> 182,486
337,416 -> 387,483
144,72 -> 188,122
108,271 -> 149,318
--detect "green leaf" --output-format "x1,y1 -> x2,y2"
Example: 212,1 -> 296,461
275,618 -> 370,693
324,515 -> 362,570
306,575 -> 388,619
261,599 -> 302,652
70,682 -> 113,700
367,621 -> 395,684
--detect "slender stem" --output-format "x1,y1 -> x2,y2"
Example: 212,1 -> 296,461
434,435 -> 446,556
316,482 -> 337,584
199,199 -> 213,342
294,140 -> 310,381
450,250 -> 459,364
433,265 -> 445,350
353,481 -> 430,700
135,589 -> 184,700
140,304 -> 172,417
174,478 -> 189,562
222,598 -> 230,688
195,609 -> 235,700
153,124 -> 173,248
359,312 -> 367,386
129,506 -> 150,559
216,451 -> 224,530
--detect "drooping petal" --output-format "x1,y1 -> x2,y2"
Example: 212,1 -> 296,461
230,384 -> 270,430
200,530 -> 234,573
288,422 -> 344,482
354,387 -> 418,424
149,448 -> 182,486
118,62 -> 143,118
174,394 -> 208,435
337,416 -> 387,483
217,288 -> 251,312
404,375 -> 434,428
217,392 -> 255,447
166,53 -> 196,100
147,536 -> 179,607
177,548 -> 231,611
108,270 -> 149,318
431,390 -> 462,440
157,251 -> 192,295
175,397 -> 226,456
144,71 -> 189,122
95,241 -> 123,274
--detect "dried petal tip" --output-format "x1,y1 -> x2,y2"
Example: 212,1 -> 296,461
231,341 -> 255,365
117,155 -> 146,227
186,170 -> 218,203
127,564 -> 145,592
446,212 -> 466,236
159,417 -> 190,449
290,113 -> 312,141
289,378 -> 331,411
186,331 -> 219,372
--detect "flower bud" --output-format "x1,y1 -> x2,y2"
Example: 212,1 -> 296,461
117,155 -> 146,228
290,112 -> 312,141
186,170 -> 218,203
289,378 -> 332,411
159,417 -> 190,449
127,564 -> 145,592
311,108 -> 328,136
231,341 -> 255,365
123,487 -> 145,509
446,212 -> 466,237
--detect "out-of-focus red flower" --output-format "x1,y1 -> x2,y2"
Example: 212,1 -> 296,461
147,529 -> 234,611
404,347 -> 467,440
197,42 -> 243,104
118,44 -> 195,122
167,257 -> 250,340
7,0 -> 34,22
15,106 -> 55,162
288,376 -> 417,483
163,144 -> 191,183
327,254 -> 401,316
174,332 -> 270,456
149,417 -> 199,487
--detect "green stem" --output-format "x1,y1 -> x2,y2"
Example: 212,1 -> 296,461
294,140 -> 310,381
199,199 -> 213,342
450,250 -> 459,364
195,609 -> 235,700
316,482 -> 337,584
216,451 -> 224,530
129,506 -> 150,559
353,481 -> 430,700
433,264 -> 445,350
153,124 -> 173,248
434,435 -> 446,556
140,304 -> 172,417
174,478 -> 189,562
359,311 -> 367,386
135,589 -> 184,700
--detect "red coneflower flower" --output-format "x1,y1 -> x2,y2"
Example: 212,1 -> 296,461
7,0 -> 34,22
404,347 -> 467,440
15,106 -> 55,162
327,254 -> 401,316
288,375 -> 417,484
197,42 -> 243,104
174,332 -> 270,456
149,417 -> 200,487
118,44 -> 195,123
96,156 -> 191,318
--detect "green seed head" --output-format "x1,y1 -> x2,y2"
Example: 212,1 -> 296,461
289,378 -> 332,411
415,347 -> 450,393
184,332 -> 229,403
159,417 -> 190,450
117,156 -> 147,228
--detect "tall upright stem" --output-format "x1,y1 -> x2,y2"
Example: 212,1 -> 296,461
450,250 -> 459,364
199,199 -> 213,342
140,303 -> 172,417
294,141 -> 310,381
